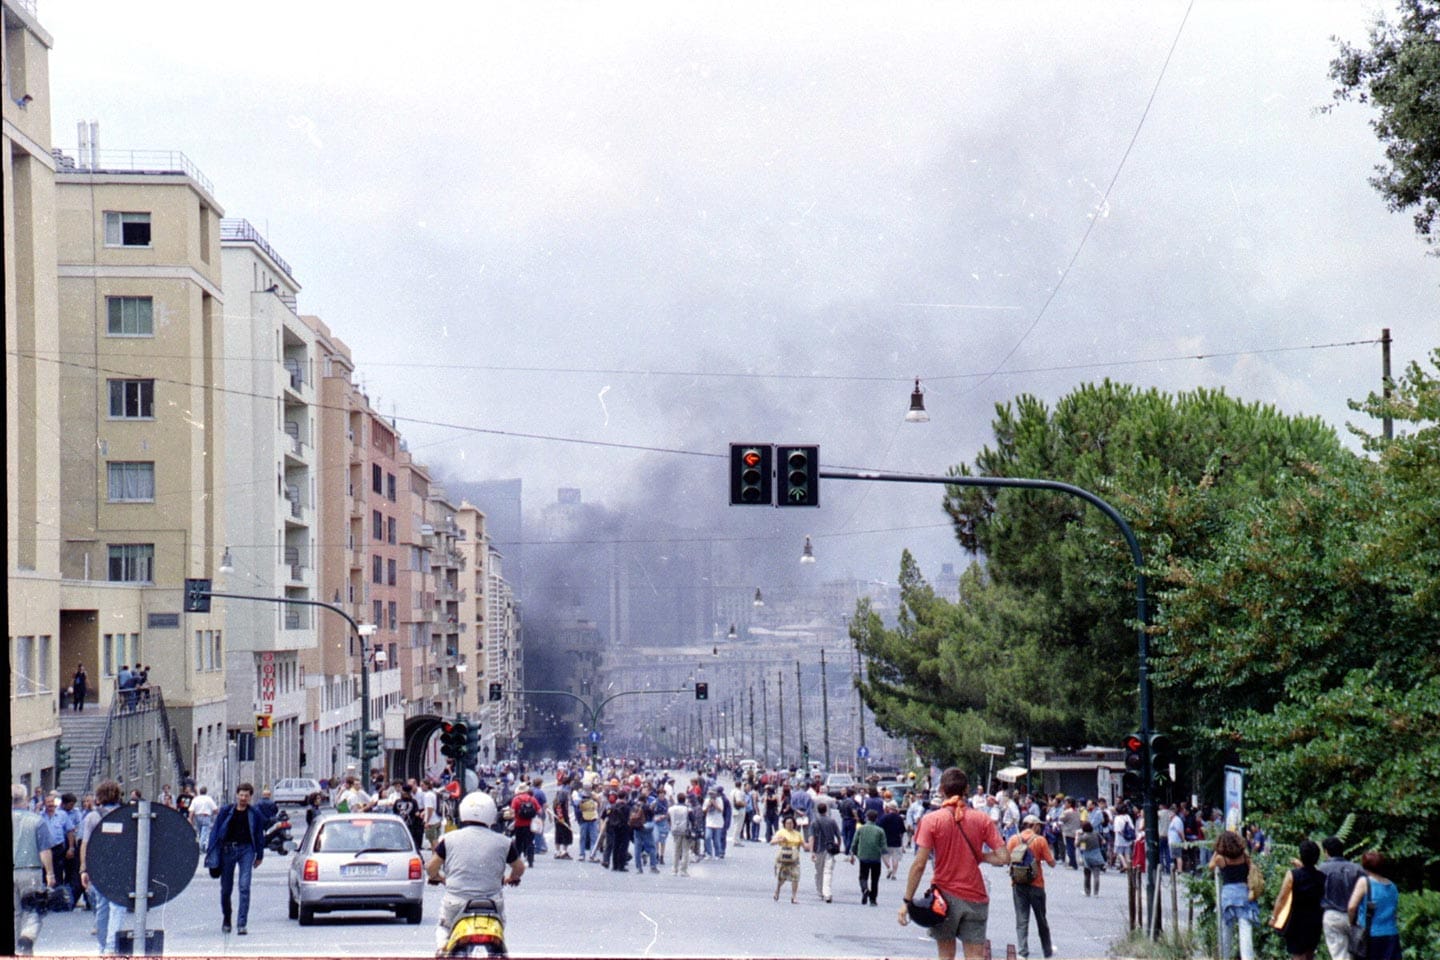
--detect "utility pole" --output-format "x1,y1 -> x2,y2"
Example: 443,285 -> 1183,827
748,686 -> 756,760
1382,327 -> 1394,440
820,648 -> 832,773
762,676 -> 770,767
778,670 -> 786,769
796,660 -> 808,774
854,629 -> 868,778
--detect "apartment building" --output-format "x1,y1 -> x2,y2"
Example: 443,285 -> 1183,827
219,221 -> 322,788
6,0 -> 64,788
485,547 -> 522,761
52,139 -> 229,789
454,503 -> 488,719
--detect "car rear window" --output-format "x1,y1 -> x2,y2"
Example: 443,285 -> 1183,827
314,820 -> 412,853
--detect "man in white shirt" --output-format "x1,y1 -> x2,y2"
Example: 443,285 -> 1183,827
418,780 -> 439,852
336,775 -> 372,813
188,786 -> 220,850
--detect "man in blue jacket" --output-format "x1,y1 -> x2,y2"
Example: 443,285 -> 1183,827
205,783 -> 266,935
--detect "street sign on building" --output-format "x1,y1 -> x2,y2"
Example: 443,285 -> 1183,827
255,714 -> 273,738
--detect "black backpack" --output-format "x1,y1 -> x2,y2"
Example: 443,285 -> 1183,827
516,798 -> 538,820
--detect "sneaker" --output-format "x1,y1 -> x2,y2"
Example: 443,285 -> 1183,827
237,926 -> 247,936
651,866 -> 659,873
222,921 -> 232,933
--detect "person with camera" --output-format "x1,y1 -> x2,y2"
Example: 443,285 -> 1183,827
12,784 -> 58,955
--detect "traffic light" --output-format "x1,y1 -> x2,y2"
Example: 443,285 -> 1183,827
729,444 -> 773,506
346,730 -> 360,758
464,722 -> 480,762
1148,731 -> 1175,788
695,682 -> 709,701
1122,733 -> 1144,797
488,683 -> 503,702
183,578 -> 212,613
776,445 -> 819,507
362,729 -> 381,760
440,721 -> 460,760
55,740 -> 71,773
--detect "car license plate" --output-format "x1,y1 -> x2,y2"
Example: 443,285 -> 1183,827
340,864 -> 386,877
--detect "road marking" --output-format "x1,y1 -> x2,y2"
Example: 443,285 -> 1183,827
639,909 -> 659,956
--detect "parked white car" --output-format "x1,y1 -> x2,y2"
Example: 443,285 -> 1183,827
272,777 -> 323,805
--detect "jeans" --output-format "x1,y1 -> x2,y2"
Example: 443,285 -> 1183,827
655,821 -> 671,860
219,843 -> 256,927
705,826 -> 725,858
195,814 -> 214,851
632,824 -> 657,870
1064,835 -> 1077,868
578,819 -> 599,858
764,813 -> 778,842
842,820 -> 857,854
1219,882 -> 1258,960
1012,884 -> 1053,958
90,883 -> 122,953
13,867 -> 46,953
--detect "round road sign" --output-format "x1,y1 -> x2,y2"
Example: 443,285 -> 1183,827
87,802 -> 199,910
857,745 -> 870,759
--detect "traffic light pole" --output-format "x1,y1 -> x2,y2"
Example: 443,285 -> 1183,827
519,687 -> 694,765
818,467 -> 1159,937
198,591 -> 377,783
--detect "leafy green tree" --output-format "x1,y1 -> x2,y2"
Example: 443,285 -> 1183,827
936,381 -> 1346,744
1329,0 -> 1440,250
1156,349 -> 1440,879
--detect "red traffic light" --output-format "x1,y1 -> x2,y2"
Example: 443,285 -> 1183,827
743,450 -> 762,468
1123,734 -> 1143,753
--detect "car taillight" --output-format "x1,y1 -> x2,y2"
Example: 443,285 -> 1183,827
409,857 -> 422,880
303,859 -> 319,882
460,935 -> 502,946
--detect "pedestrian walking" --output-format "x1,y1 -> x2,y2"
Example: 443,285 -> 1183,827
204,782 -> 267,935
899,767 -> 1008,960
12,784 -> 58,956
1060,799 -> 1082,869
1208,829 -> 1260,960
1347,850 -> 1402,960
1318,836 -> 1364,959
771,814 -> 805,903
1006,815 -> 1056,959
850,808 -> 886,905
1078,821 -> 1105,895
78,779 -> 124,953
189,785 -> 218,848
807,800 -> 842,903
552,787 -> 574,859
878,801 -> 906,879
1270,839 -> 1324,960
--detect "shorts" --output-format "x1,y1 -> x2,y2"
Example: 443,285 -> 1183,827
929,890 -> 989,945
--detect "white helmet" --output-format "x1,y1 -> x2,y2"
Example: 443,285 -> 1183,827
458,791 -> 497,827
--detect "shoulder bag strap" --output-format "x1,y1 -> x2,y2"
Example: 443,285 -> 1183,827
952,806 -> 986,867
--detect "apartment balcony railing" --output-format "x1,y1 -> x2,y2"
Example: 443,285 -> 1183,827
220,219 -> 295,281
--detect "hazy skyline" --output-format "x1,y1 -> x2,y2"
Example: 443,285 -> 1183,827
41,1 -> 1437,592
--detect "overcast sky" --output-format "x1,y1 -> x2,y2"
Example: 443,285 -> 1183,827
43,1 -> 1437,591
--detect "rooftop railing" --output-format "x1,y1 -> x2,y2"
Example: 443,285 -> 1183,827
220,218 -> 296,282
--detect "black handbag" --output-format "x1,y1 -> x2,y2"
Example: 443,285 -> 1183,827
1350,882 -> 1374,959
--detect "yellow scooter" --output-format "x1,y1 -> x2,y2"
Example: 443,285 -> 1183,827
439,896 -> 508,957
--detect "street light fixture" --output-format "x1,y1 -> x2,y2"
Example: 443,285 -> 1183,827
905,377 -> 929,423
800,535 -> 816,564
753,588 -> 764,607
727,623 -> 738,641
219,547 -> 235,574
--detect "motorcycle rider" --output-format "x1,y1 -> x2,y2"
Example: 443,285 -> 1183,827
426,791 -> 525,952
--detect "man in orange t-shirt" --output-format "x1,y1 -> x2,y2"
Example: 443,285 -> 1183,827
899,768 -> 1008,960
1005,814 -> 1057,959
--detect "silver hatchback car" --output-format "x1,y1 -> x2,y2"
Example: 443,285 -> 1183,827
287,813 -> 424,925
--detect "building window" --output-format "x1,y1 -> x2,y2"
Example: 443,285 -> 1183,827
372,510 -> 383,541
38,635 -> 51,692
213,631 -> 222,670
373,600 -> 383,628
108,379 -> 155,419
387,517 -> 397,545
106,296 -> 154,336
388,601 -> 397,630
372,464 -> 383,494
107,543 -> 155,583
372,555 -> 383,584
386,473 -> 396,502
14,636 -> 35,695
104,211 -> 152,247
107,461 -> 155,502
387,558 -> 397,586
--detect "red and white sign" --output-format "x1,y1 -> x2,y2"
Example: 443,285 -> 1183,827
260,652 -> 276,709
